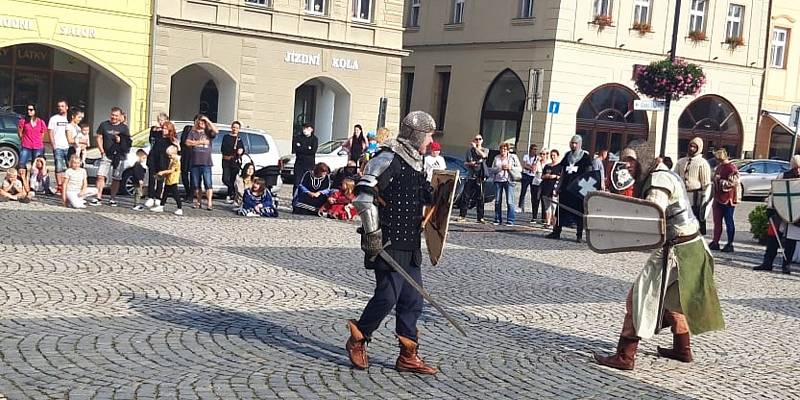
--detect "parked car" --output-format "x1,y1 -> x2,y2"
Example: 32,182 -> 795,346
0,111 -> 21,171
85,122 -> 283,196
733,159 -> 790,198
279,139 -> 349,183
442,155 -> 495,209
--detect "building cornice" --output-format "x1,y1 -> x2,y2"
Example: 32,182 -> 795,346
404,39 -> 764,72
157,16 -> 411,57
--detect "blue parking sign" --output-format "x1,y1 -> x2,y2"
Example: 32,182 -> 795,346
548,101 -> 560,114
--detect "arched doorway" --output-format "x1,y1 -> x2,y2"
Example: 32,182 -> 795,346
170,63 -> 236,123
678,95 -> 742,158
768,124 -> 794,160
0,43 -> 131,129
480,69 -> 525,151
576,84 -> 649,157
293,77 -> 351,143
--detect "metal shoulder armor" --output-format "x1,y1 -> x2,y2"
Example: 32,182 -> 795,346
354,151 -> 395,234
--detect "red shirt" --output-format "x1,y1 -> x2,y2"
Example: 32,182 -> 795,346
18,118 -> 47,149
713,162 -> 739,205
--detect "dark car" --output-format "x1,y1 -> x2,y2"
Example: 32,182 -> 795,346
443,155 -> 495,209
0,111 -> 21,171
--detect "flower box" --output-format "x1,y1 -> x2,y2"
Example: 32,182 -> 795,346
725,36 -> 745,49
688,30 -> 707,42
592,15 -> 613,29
632,22 -> 652,35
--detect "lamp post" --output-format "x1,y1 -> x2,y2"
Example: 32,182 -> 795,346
658,0 -> 682,157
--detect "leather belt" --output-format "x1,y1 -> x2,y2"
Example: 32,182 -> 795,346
669,232 -> 700,246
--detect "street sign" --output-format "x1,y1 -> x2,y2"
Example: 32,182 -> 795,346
790,104 -> 800,128
634,99 -> 666,111
548,101 -> 560,114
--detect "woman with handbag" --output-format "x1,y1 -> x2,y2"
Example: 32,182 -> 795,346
490,143 -> 522,226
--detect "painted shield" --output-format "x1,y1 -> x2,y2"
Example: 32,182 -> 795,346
584,191 -> 666,254
610,161 -> 635,191
424,169 -> 459,266
565,170 -> 603,200
771,179 -> 800,223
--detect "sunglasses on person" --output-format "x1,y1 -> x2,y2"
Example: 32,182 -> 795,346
474,138 -> 483,141
27,108 -> 35,112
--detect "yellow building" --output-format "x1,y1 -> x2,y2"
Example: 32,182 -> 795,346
754,0 -> 800,159
0,0 -> 152,133
402,0 -> 767,159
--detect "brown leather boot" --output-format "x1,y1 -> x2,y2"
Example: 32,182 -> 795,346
395,335 -> 437,375
594,337 -> 639,370
345,320 -> 369,369
657,333 -> 693,362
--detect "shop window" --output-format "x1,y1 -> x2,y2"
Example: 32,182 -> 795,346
688,0 -> 706,33
678,95 -> 742,158
633,0 -> 650,25
401,71 -> 415,118
520,0 -> 534,19
306,0 -> 326,15
593,0 -> 611,17
770,28 -> 788,68
244,0 -> 271,6
725,4 -> 744,40
0,69 -> 10,112
576,84 -> 649,157
769,125 -> 794,159
452,0 -> 465,24
480,69 -> 526,150
434,69 -> 451,130
353,0 -> 373,22
14,45 -> 52,69
408,0 -> 421,27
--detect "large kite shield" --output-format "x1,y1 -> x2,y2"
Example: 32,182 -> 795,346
584,192 -> 666,253
771,179 -> 800,223
423,169 -> 459,266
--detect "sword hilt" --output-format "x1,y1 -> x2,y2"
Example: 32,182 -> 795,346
368,241 -> 392,262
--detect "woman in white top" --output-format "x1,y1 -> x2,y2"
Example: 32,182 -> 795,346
490,143 -> 522,226
518,144 -> 545,223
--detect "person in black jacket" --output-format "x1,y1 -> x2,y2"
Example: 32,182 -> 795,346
90,107 -> 131,206
293,123 -> 318,192
545,134 -> 594,242
179,116 -> 199,201
221,121 -> 245,203
145,113 -> 170,207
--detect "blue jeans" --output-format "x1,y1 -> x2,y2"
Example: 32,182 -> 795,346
494,181 -> 516,224
19,147 -> 44,168
53,148 -> 69,173
190,165 -> 213,191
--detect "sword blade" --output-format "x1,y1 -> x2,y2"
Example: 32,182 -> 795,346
376,249 -> 468,337
543,196 -> 585,218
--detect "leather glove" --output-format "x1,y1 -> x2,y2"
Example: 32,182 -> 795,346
358,227 -> 383,258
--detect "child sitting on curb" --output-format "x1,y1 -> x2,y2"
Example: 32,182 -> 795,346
319,178 -> 357,220
238,177 -> 278,218
62,155 -> 96,208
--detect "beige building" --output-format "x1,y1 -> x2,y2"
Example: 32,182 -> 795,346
754,0 -> 800,159
152,0 -> 407,153
402,0 -> 768,159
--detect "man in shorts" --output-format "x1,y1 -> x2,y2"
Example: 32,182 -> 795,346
48,99 -> 70,195
90,107 -> 131,206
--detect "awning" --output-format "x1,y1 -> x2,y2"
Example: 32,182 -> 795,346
762,110 -> 798,135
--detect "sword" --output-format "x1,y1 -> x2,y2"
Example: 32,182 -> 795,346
542,196 -> 584,218
370,242 -> 468,337
769,219 -> 789,262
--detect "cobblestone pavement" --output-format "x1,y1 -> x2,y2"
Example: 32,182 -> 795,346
0,196 -> 798,399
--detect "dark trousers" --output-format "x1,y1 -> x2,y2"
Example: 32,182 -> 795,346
783,238 -> 796,268
762,235 -> 780,268
147,169 -> 164,200
554,198 -> 584,238
161,184 -> 182,209
180,157 -> 192,200
222,160 -> 239,198
357,250 -> 423,341
459,178 -> 485,220
518,174 -> 541,220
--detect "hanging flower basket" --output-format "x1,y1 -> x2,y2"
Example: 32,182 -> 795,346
725,36 -> 745,49
592,15 -> 614,29
632,22 -> 652,35
633,58 -> 707,101
688,30 -> 707,42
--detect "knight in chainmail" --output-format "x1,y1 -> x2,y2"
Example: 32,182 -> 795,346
545,134 -> 594,242
344,111 -> 437,375
594,140 -> 725,371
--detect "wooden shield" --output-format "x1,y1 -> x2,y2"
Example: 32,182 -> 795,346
771,179 -> 800,223
423,170 -> 459,266
584,191 -> 666,254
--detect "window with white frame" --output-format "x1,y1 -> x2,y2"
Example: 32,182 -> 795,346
245,0 -> 271,5
633,0 -> 651,25
353,0 -> 373,22
409,0 -> 421,26
771,28 -> 788,68
452,0 -> 465,24
688,0 -> 706,32
594,0 -> 612,17
520,0 -> 534,18
305,0 -> 326,14
725,4 -> 744,39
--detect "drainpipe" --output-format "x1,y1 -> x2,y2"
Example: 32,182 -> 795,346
146,0 -> 159,129
757,0 -> 773,159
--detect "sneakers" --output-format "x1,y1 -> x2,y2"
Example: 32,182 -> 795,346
515,207 -> 523,213
454,216 -> 466,222
492,221 -> 501,226
246,211 -> 258,217
174,209 -> 183,216
108,200 -> 118,207
150,205 -> 164,213
144,198 -> 155,208
505,222 -> 515,227
225,196 -> 234,204
477,219 -> 487,224
132,205 -> 144,211
88,198 -> 101,206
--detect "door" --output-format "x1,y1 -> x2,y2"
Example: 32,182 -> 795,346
293,84 -> 316,138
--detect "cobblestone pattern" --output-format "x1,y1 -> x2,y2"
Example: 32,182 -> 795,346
0,199 -> 798,399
